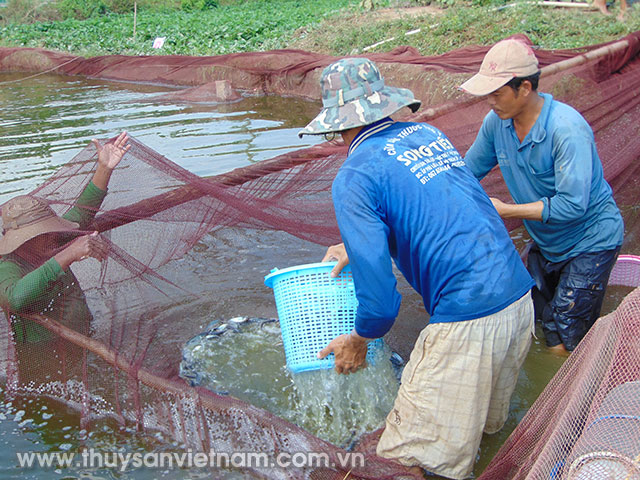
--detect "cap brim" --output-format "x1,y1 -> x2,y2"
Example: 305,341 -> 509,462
299,86 -> 421,138
459,73 -> 512,96
0,216 -> 79,255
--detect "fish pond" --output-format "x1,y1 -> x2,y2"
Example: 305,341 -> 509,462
0,71 -> 636,479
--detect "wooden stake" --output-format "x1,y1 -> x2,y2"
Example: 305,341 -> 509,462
133,2 -> 137,41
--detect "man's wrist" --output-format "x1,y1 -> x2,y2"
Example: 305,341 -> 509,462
349,329 -> 373,344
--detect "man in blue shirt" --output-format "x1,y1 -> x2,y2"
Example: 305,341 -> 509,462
459,38 -> 623,355
299,58 -> 535,479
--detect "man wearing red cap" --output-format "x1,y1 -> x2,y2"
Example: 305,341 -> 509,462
460,38 -> 623,355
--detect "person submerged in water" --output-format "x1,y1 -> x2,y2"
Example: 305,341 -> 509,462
0,131 -> 130,343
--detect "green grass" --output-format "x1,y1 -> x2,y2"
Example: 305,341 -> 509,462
289,2 -> 640,55
0,0 -> 361,56
0,0 -> 638,57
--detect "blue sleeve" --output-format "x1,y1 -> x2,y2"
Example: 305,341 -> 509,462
332,170 -> 401,339
541,126 -> 592,224
463,114 -> 498,181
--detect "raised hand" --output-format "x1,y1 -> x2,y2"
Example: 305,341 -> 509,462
91,131 -> 131,190
92,131 -> 131,171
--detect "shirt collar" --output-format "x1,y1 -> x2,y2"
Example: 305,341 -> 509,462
348,117 -> 394,156
505,92 -> 553,145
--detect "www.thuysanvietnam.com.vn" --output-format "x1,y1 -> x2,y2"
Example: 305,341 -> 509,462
16,448 -> 366,472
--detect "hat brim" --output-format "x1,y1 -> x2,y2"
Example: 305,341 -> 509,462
458,72 -> 513,96
298,85 -> 421,137
0,216 -> 79,255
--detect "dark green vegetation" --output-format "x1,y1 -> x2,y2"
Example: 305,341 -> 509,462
0,0 -> 638,57
0,0 -> 359,56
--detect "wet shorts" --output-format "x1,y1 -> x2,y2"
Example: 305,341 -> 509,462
527,244 -> 620,351
376,292 -> 534,480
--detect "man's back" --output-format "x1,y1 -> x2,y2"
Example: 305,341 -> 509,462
332,119 -> 533,336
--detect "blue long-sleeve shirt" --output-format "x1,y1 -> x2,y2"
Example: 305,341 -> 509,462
332,119 -> 534,339
464,93 -> 623,262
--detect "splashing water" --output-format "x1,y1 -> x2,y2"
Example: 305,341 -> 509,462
179,318 -> 400,447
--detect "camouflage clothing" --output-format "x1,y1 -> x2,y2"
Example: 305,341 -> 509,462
298,58 -> 420,137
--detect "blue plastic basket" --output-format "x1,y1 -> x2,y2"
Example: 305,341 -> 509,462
264,262 -> 382,373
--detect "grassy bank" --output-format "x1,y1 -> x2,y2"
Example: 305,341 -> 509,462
0,0 -> 638,57
289,3 -> 640,55
0,0 -> 359,56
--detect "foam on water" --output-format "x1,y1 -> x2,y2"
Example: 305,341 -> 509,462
0,387 -> 251,479
180,318 -> 400,447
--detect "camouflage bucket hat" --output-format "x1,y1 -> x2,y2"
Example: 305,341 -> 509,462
298,58 -> 421,137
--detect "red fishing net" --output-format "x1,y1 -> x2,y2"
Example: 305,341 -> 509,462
478,259 -> 640,480
0,32 -> 639,479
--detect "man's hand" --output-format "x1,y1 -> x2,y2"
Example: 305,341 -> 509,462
54,232 -> 109,270
92,131 -> 131,171
322,243 -> 349,278
318,330 -> 370,375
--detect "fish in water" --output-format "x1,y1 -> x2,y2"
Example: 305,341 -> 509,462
179,317 -> 278,388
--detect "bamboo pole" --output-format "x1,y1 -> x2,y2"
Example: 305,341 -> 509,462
422,38 -> 631,120
540,38 -> 630,77
21,313 -> 342,449
133,2 -> 137,41
27,313 -> 188,396
91,142 -> 340,233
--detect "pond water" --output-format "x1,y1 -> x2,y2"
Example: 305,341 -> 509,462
0,72 -> 322,204
179,318 -> 400,449
0,71 -> 325,479
0,71 -> 636,479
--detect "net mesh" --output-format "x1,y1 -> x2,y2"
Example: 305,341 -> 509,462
478,264 -> 640,480
0,32 -> 639,479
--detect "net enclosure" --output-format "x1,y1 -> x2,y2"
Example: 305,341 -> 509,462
0,32 -> 640,479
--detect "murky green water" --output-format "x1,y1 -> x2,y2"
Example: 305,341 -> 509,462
0,71 -> 636,479
0,72 -> 322,204
180,318 -> 400,448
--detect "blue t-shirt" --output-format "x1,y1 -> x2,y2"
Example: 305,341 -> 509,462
464,93 -> 623,262
333,118 -> 534,339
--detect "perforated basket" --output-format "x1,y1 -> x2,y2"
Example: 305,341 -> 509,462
265,262 -> 382,373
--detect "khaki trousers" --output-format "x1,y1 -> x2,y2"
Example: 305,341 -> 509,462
377,292 -> 534,479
